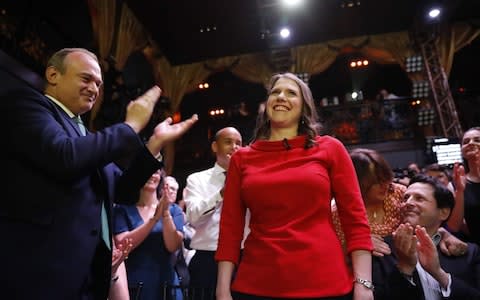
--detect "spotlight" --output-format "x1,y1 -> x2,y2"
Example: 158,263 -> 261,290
340,0 -> 361,8
295,72 -> 309,84
405,55 -> 423,73
280,28 -> 290,39
198,82 -> 210,89
412,80 -> 429,98
209,108 -> 225,117
417,108 -> 435,126
349,59 -> 369,68
282,0 -> 303,6
428,8 -> 441,19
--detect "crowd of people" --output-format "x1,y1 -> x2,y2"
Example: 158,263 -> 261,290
2,47 -> 479,300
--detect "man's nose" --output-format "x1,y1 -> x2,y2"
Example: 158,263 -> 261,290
87,81 -> 99,93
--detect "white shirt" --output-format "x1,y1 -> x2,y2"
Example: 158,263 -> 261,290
403,233 -> 452,300
45,94 -> 76,118
416,263 -> 452,300
184,163 -> 249,251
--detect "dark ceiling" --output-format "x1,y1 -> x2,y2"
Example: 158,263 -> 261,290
3,0 -> 479,68
125,0 -> 480,65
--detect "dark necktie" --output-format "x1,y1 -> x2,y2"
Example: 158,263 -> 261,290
72,115 -> 111,250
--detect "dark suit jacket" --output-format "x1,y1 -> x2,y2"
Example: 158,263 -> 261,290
0,87 -> 162,299
373,235 -> 480,300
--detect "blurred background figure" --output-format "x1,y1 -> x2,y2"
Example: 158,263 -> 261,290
447,127 -> 480,246
184,127 -> 244,300
332,148 -> 467,257
114,171 -> 185,300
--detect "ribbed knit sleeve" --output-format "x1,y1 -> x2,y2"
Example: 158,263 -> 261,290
326,137 -> 373,253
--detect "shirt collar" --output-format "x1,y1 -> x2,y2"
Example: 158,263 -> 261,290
45,94 -> 76,118
432,232 -> 442,246
213,162 -> 227,175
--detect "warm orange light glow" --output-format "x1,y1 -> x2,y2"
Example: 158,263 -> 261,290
172,112 -> 181,123
204,83 -> 209,88
199,84 -> 204,89
350,62 -> 356,68
363,60 -> 369,65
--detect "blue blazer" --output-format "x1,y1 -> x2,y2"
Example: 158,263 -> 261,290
0,87 -> 162,299
373,235 -> 480,300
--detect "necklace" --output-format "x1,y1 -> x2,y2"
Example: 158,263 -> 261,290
368,208 -> 383,223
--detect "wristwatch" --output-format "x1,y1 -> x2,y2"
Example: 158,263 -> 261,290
354,277 -> 375,291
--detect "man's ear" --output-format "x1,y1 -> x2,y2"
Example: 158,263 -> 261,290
211,141 -> 218,154
45,66 -> 60,85
439,207 -> 451,222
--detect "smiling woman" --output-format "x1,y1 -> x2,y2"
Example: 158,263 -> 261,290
215,72 -> 374,300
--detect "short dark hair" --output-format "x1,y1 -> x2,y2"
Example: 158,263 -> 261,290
423,163 -> 451,181
408,174 -> 455,220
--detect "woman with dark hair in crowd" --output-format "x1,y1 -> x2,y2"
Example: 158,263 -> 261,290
447,127 -> 480,245
114,171 -> 185,300
332,148 -> 468,256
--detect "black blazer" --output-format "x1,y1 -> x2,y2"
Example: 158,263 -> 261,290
373,235 -> 480,300
0,87 -> 162,299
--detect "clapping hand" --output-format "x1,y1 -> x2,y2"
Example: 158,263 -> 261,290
392,223 -> 417,274
112,237 -> 133,274
124,86 -> 162,133
147,114 -> 198,157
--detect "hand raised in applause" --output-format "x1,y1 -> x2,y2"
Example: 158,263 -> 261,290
415,226 -> 450,288
124,86 -> 162,133
146,114 -> 199,157
152,184 -> 177,221
112,237 -> 133,274
392,223 -> 417,275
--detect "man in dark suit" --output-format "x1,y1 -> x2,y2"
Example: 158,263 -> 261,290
373,174 -> 480,300
0,48 -> 198,299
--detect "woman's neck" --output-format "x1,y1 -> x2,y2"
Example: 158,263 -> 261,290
269,127 -> 298,141
467,158 -> 480,182
136,190 -> 158,207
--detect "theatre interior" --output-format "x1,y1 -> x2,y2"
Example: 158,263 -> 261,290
1,0 -> 480,186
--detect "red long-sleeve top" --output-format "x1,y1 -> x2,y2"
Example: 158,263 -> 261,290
216,135 -> 373,298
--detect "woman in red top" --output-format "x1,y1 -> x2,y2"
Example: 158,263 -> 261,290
215,73 -> 373,300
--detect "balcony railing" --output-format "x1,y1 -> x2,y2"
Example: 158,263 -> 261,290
318,97 -> 433,145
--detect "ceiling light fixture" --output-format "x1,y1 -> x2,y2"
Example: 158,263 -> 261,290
282,0 -> 303,7
340,0 -> 361,8
279,28 -> 290,39
428,8 -> 441,19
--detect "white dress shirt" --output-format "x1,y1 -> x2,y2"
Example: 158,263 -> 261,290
184,163 -> 249,251
402,233 -> 452,300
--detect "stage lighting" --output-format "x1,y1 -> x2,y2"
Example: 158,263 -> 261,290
412,80 -> 429,98
405,55 -> 423,73
280,28 -> 290,39
295,72 -> 309,84
417,108 -> 435,126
